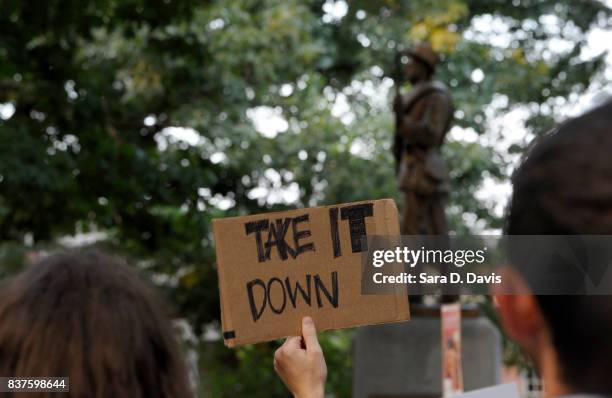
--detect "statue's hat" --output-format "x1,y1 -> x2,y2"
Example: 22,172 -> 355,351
407,43 -> 439,71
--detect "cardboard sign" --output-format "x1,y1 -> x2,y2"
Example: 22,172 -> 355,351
451,383 -> 519,398
441,302 -> 464,396
213,199 -> 409,347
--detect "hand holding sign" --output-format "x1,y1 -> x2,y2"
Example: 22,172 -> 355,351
213,199 -> 409,346
274,317 -> 327,398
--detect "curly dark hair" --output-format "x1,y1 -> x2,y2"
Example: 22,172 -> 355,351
0,250 -> 193,398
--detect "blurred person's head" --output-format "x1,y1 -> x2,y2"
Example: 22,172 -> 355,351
499,99 -> 612,396
0,250 -> 192,398
403,43 -> 438,84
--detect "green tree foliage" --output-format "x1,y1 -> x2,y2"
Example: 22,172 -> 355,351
0,0 -> 609,396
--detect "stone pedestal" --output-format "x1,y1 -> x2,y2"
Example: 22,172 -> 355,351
353,309 -> 502,398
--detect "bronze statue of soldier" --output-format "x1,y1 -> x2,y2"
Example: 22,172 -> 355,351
393,43 -> 453,236
393,43 -> 456,304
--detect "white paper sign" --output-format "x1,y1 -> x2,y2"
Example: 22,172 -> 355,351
450,383 -> 519,398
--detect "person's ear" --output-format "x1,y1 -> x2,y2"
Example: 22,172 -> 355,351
494,267 -> 546,348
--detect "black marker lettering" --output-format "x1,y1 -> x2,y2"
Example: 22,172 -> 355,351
340,203 -> 374,253
245,220 -> 270,262
329,208 -> 341,257
314,271 -> 339,308
278,218 -> 298,259
285,274 -> 312,307
292,214 -> 314,257
246,278 -> 267,321
267,277 -> 287,314
247,273 -> 338,321
264,218 -> 293,261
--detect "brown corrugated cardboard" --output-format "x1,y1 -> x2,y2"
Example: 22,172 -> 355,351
213,199 -> 409,347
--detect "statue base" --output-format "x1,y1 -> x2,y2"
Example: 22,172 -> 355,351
352,304 -> 502,398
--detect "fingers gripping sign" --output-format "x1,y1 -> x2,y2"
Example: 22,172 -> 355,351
274,317 -> 327,398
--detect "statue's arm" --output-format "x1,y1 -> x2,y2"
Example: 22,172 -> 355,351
399,92 -> 450,147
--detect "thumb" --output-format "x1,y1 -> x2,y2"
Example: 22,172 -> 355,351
301,316 -> 320,350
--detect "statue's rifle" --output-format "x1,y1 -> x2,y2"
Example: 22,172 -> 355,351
392,49 -> 407,172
